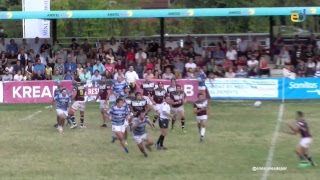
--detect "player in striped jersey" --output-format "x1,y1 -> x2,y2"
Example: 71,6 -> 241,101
51,89 -> 71,133
193,93 -> 208,142
95,77 -> 111,127
53,80 -> 71,127
119,85 -> 131,98
111,76 -> 128,98
108,98 -> 129,153
132,112 -> 155,157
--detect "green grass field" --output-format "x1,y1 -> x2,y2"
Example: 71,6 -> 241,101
0,101 -> 319,180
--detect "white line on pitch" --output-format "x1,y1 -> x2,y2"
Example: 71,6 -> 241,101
21,110 -> 42,121
261,103 -> 284,180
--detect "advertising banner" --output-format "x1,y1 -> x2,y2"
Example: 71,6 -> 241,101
0,82 -> 3,103
280,78 -> 320,99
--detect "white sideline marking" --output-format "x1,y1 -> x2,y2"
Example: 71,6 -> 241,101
261,103 -> 284,180
44,106 -> 52,109
21,110 -> 42,121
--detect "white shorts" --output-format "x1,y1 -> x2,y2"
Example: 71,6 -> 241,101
56,109 -> 68,117
172,106 -> 185,115
143,96 -> 153,105
99,100 -> 109,110
72,101 -> 86,111
124,120 -> 129,128
134,133 -> 147,144
196,115 -> 208,123
153,104 -> 161,111
199,86 -> 206,90
112,124 -> 126,133
299,137 -> 312,148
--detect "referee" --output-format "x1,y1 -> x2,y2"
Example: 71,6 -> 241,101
156,96 -> 173,150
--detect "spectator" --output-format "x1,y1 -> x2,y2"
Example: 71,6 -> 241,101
276,47 -> 290,69
225,68 -> 235,78
204,51 -> 212,64
0,61 -> 4,80
173,68 -> 182,79
155,48 -> 165,60
40,39 -> 51,59
45,64 -> 52,80
185,57 -> 196,72
206,59 -> 215,75
258,56 -> 270,77
47,52 -> 56,69
128,39 -> 138,50
103,70 -> 113,79
33,70 -> 45,80
184,68 -> 195,79
305,45 -> 315,60
184,35 -> 194,50
226,46 -> 238,65
54,58 -> 65,75
162,59 -> 174,73
133,59 -> 144,79
7,50 -> 17,65
139,38 -> 148,52
237,37 -> 248,57
86,62 -> 93,74
63,71 -> 74,81
126,48 -> 135,64
145,59 -> 154,71
39,54 -> 47,65
314,59 -> 320,77
106,48 -> 116,63
162,67 -> 174,80
249,37 -> 261,51
222,58 -> 233,72
165,37 -> 178,50
25,61 -> 33,79
93,59 -> 105,75
33,59 -> 45,75
0,38 -> 7,52
154,63 -> 162,75
91,70 -> 102,81
166,47 -> 175,61
52,70 -> 63,81
77,49 -> 87,66
13,60 -> 24,75
305,58 -> 315,77
14,70 -> 23,81
293,44 -> 303,67
64,57 -> 77,74
2,70 -> 12,81
76,63 -> 84,75
296,61 -> 306,77
114,60 -> 126,73
135,48 -> 147,62
20,39 -> 30,52
5,63 -> 13,74
117,44 -> 127,57
186,47 -> 198,59
31,37 -> 41,54
79,68 -> 91,82
56,49 -> 67,63
154,70 -> 161,79
68,51 -> 77,64
52,40 -> 61,53
213,66 -> 224,78
109,37 -> 119,53
173,56 -> 185,75
175,47 -> 185,61
247,56 -> 259,77
143,69 -> 154,79
6,39 -> 18,54
80,39 -> 92,56
104,59 -> 115,74
212,46 -> 225,66
69,38 -> 80,53
28,50 -> 36,63
1,51 -> 8,67
96,48 -> 105,61
235,66 -> 248,78
113,69 -> 125,80
148,39 -> 159,55
125,65 -> 139,86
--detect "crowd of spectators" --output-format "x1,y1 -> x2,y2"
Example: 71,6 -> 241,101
0,34 -> 319,82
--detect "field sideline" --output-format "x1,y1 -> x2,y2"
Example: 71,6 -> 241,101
0,102 -> 319,180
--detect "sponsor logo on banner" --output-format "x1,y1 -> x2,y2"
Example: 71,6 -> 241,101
168,9 -> 194,17
282,78 -> 320,99
0,82 -> 3,103
206,78 -> 279,100
136,79 -> 199,102
107,11 -> 133,17
3,81 -> 72,104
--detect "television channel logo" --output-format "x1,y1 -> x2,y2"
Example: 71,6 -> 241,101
291,9 -> 306,22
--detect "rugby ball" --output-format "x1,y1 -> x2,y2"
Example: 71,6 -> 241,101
254,101 -> 262,108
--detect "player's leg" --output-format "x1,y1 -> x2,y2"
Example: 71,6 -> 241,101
157,119 -> 168,150
79,102 -> 86,128
300,138 -> 316,166
199,117 -> 207,142
70,102 -> 78,129
113,125 -> 129,153
180,107 -> 186,133
100,100 -> 107,127
56,109 -> 63,132
54,115 -> 59,128
171,108 -> 178,131
124,120 -> 128,145
135,134 -> 148,157
152,105 -> 160,127
144,135 -> 153,152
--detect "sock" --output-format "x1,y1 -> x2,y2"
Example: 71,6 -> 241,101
80,115 -> 84,125
124,147 -> 129,153
171,119 -> 176,129
200,128 -> 205,137
160,136 -> 165,147
70,115 -> 76,125
181,118 -> 185,129
153,115 -> 159,123
296,152 -> 305,162
157,135 -> 164,146
304,154 -> 314,165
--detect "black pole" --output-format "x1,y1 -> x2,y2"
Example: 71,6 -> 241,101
52,19 -> 57,43
160,17 -> 165,50
269,16 -> 274,59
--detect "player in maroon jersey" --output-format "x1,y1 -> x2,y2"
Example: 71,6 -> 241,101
131,92 -> 151,119
170,84 -> 187,133
193,93 -> 209,142
95,77 -> 111,127
283,111 -> 316,167
140,76 -> 155,105
69,78 -> 87,129
150,82 -> 167,126
167,78 -> 177,96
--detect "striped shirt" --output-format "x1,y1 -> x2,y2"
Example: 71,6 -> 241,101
54,94 -> 71,111
108,105 -> 128,126
112,81 -> 128,95
132,117 -> 149,136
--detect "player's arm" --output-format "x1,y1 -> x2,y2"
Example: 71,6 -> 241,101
163,106 -> 173,118
95,89 -> 101,101
68,97 -> 72,110
131,119 -> 140,130
149,91 -> 156,105
145,104 -> 152,114
283,121 -> 299,135
71,89 -> 77,100
50,96 -> 57,111
193,104 -> 200,114
147,119 -> 156,130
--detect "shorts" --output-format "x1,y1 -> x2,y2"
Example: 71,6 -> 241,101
124,120 -> 129,128
112,124 -> 126,133
159,118 -> 169,129
299,137 -> 312,148
196,115 -> 208,123
56,109 -> 68,117
72,101 -> 86,111
99,100 -> 109,110
153,104 -> 161,111
199,86 -> 206,90
172,106 -> 184,115
134,133 -> 147,144
143,96 -> 153,105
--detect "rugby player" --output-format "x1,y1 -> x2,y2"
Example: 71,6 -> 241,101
108,98 -> 129,153
197,67 -> 207,95
119,85 -> 131,98
193,93 -> 208,142
150,82 -> 166,126
95,77 -> 111,127
170,85 -> 187,133
69,78 -> 87,129
156,96 -> 173,150
51,89 -> 71,133
283,111 -> 316,167
131,92 -> 152,120
131,111 -> 155,157
140,76 -> 155,106
167,78 -> 177,96
112,76 -> 128,98
53,80 -> 71,127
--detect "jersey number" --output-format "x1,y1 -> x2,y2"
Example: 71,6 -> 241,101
79,90 -> 84,96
